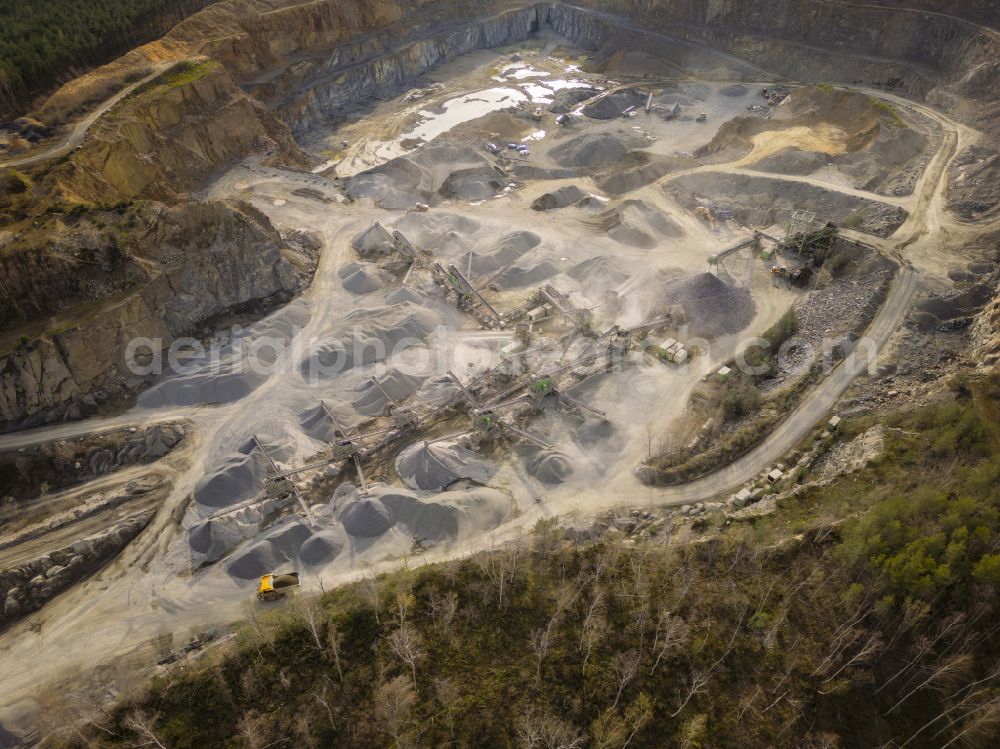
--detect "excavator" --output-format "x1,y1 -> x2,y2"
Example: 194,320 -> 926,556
695,206 -> 717,228
257,571 -> 300,601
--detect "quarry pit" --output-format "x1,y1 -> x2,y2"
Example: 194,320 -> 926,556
0,1 -> 997,741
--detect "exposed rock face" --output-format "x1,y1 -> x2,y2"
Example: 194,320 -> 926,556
0,511 -> 153,630
126,2 -> 1000,138
0,424 -> 184,500
0,202 -> 301,429
262,5 -> 543,133
947,144 -> 1000,222
34,0 -> 430,127
31,1 -> 1000,140
972,280 -> 1000,369
546,2 -> 1000,127
818,426 -> 886,483
53,64 -> 305,203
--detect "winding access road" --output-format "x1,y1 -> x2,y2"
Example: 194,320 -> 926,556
0,65 -> 169,169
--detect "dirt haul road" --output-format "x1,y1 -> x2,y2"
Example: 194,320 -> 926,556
0,45 -> 982,737
0,65 -> 171,169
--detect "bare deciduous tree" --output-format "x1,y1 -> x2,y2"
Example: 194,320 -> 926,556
428,589 -> 459,632
479,542 -> 521,608
517,705 -> 586,749
820,630 -> 883,686
936,695 -> 1000,748
124,709 -> 168,749
900,661 -> 1000,748
610,650 -> 640,709
622,693 -> 653,748
374,675 -> 417,745
580,589 -> 607,675
672,606 -> 746,717
877,610 -> 964,693
812,601 -> 875,678
532,584 -> 579,684
327,622 -> 344,683
313,683 -> 336,731
671,667 -> 710,718
388,623 -> 424,689
590,708 -> 626,749
236,710 -> 267,749
298,597 -> 325,652
885,654 -> 973,715
650,610 -> 690,675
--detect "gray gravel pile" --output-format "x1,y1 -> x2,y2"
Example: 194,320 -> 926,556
352,370 -> 425,415
795,265 -> 893,343
416,375 -> 462,404
525,448 -> 574,484
395,212 -> 479,248
347,143 -> 490,209
339,262 -> 384,294
568,256 -> 628,288
582,90 -> 647,119
531,185 -> 586,211
551,132 -> 631,168
380,491 -> 460,540
720,84 -> 749,97
300,302 -> 441,377
225,518 -> 313,579
193,451 -> 268,508
190,516 -> 259,566
662,272 -> 756,338
766,262 -> 894,386
384,286 -> 426,306
467,230 -> 541,275
395,440 -> 496,491
497,259 -> 559,288
346,157 -> 424,209
549,87 -> 600,113
439,168 -> 507,201
299,402 -> 351,442
338,496 -> 395,537
352,224 -> 394,259
299,527 -> 348,566
622,199 -> 683,238
137,301 -> 310,409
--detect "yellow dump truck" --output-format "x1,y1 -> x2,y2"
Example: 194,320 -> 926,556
257,571 -> 300,601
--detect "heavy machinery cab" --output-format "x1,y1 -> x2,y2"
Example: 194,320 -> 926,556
257,571 -> 300,601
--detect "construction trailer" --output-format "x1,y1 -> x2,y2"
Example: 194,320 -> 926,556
656,338 -> 688,364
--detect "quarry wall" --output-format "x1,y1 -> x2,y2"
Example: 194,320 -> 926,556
0,203 -> 299,429
5,0 -> 1000,431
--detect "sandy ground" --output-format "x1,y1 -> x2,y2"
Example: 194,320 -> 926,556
0,31 -> 988,743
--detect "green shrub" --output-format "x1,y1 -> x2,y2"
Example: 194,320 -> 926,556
722,383 -> 761,422
839,392 -> 1000,604
0,169 -> 29,194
